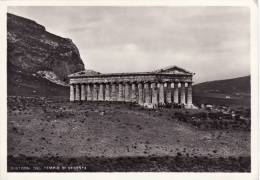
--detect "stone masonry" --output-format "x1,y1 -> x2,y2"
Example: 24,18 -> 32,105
68,65 -> 195,108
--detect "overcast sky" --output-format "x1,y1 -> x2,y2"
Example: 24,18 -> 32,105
8,6 -> 250,83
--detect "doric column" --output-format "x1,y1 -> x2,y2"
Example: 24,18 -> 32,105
144,82 -> 151,104
138,82 -> 144,105
151,82 -> 158,105
80,84 -> 86,101
98,83 -> 104,101
187,82 -> 193,107
105,83 -> 111,101
159,82 -> 165,104
111,83 -> 117,101
118,83 -> 124,101
75,84 -> 80,101
124,82 -> 130,102
93,84 -> 98,101
131,83 -> 137,102
173,82 -> 179,104
122,84 -> 125,101
180,82 -> 186,104
86,84 -> 92,101
166,82 -> 172,103
70,84 -> 75,101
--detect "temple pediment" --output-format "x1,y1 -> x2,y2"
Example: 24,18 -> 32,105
153,65 -> 193,75
68,65 -> 194,78
68,69 -> 101,77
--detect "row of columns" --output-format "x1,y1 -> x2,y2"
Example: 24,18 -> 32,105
70,82 -> 193,107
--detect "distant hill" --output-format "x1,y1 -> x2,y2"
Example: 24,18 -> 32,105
7,13 -> 85,97
193,75 -> 250,106
193,76 -> 250,95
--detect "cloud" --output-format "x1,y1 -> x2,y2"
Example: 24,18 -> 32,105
8,6 -> 250,83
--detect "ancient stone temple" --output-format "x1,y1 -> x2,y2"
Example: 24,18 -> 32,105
68,66 -> 195,108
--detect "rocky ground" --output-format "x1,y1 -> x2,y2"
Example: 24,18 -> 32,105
7,96 -> 250,172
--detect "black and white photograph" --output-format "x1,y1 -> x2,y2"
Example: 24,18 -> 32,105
1,1 -> 258,177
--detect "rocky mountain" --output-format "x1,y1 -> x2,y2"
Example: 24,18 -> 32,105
7,13 -> 85,97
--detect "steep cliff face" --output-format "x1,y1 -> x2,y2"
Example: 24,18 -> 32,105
7,13 -> 86,97
7,13 -> 85,82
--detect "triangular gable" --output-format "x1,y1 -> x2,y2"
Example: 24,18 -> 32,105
153,65 -> 193,75
68,69 -> 101,77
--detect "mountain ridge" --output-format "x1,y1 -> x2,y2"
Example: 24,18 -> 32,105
7,13 -> 86,97
193,75 -> 250,95
193,75 -> 250,106
7,13 -> 85,82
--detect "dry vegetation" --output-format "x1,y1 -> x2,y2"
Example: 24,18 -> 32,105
7,96 -> 250,172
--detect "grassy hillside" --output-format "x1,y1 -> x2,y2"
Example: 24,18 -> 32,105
193,76 -> 250,106
193,76 -> 250,95
8,99 -> 250,172
7,62 -> 69,98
